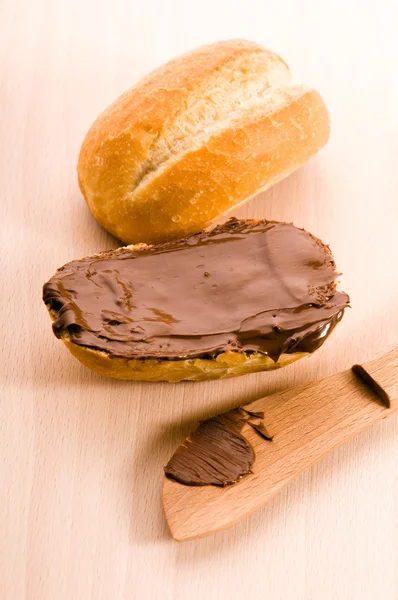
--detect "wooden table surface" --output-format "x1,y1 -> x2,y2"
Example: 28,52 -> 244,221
1,1 -> 398,598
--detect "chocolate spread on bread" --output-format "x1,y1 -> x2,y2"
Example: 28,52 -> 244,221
43,218 -> 349,361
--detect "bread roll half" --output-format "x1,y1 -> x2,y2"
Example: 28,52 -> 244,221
78,40 -> 330,245
43,218 -> 348,383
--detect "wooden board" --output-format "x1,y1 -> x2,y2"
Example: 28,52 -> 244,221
1,0 -> 398,598
163,348 -> 398,540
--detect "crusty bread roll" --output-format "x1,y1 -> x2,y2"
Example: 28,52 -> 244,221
77,40 -> 330,245
43,218 -> 348,383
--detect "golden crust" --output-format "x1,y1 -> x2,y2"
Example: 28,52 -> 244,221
77,39 -> 330,245
62,334 -> 308,383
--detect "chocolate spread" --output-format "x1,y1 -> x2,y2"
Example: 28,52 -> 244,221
164,407 -> 274,486
165,410 -> 254,486
43,218 -> 349,360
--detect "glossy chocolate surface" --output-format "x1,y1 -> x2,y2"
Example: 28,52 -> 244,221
164,410 -> 254,486
164,407 -> 275,486
43,218 -> 349,360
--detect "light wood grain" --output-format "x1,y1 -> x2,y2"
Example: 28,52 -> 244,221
163,348 -> 398,540
1,0 -> 398,599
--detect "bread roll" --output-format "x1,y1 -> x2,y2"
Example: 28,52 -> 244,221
42,218 -> 349,383
77,40 -> 330,245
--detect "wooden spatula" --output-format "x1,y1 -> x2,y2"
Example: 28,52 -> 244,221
162,347 -> 398,541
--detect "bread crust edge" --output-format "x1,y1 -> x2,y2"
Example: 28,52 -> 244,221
61,328 -> 308,382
